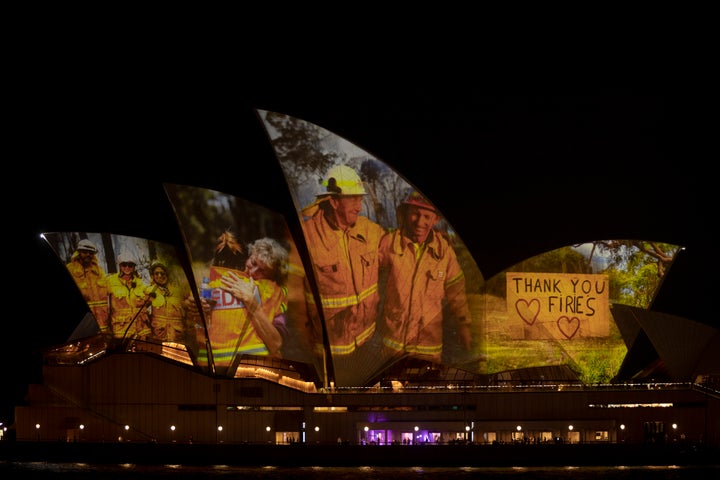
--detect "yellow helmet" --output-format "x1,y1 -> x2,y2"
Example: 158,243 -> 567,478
319,165 -> 367,196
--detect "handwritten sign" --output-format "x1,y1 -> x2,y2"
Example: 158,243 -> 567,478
506,272 -> 610,340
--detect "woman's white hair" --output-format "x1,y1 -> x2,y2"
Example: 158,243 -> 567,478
247,237 -> 289,284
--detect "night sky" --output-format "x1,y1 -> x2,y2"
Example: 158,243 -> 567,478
5,77 -> 707,424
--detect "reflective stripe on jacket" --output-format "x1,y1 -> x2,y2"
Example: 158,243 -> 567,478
303,210 -> 384,355
146,284 -> 186,342
66,256 -> 109,332
107,273 -> 151,338
202,266 -> 287,368
378,228 -> 471,362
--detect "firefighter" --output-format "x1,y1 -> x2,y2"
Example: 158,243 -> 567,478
146,261 -> 187,343
106,253 -> 151,340
66,239 -> 110,334
378,190 -> 473,364
301,165 -> 385,360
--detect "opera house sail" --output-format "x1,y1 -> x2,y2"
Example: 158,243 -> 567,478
7,110 -> 716,456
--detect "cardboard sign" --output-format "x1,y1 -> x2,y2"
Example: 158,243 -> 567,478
506,272 -> 610,340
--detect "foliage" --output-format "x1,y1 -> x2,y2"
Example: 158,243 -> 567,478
591,240 -> 681,309
573,341 -> 627,384
263,111 -> 341,197
482,240 -> 681,309
164,184 -> 293,266
483,246 -> 588,297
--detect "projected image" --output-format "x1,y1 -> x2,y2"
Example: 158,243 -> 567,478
42,232 -> 201,367
40,197 -> 684,388
481,240 -> 683,383
165,184 -> 320,380
257,110 -> 486,387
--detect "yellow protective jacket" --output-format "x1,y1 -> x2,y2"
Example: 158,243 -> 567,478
66,254 -> 109,333
302,210 -> 384,355
107,273 -> 151,339
146,283 -> 186,343
378,228 -> 471,363
200,266 -> 287,370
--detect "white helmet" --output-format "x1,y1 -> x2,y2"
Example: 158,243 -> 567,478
76,239 -> 97,253
117,253 -> 137,266
318,165 -> 367,196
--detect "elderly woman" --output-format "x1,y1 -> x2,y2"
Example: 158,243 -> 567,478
190,233 -> 290,375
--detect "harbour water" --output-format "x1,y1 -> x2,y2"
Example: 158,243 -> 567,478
1,462 -> 719,479
2,441 -> 718,478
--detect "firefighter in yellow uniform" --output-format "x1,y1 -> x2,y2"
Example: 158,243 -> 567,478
301,165 -> 385,360
378,190 -> 473,364
106,253 -> 151,341
66,239 -> 110,334
146,261 -> 187,343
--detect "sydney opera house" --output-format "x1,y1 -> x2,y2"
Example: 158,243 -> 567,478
9,111 -> 719,456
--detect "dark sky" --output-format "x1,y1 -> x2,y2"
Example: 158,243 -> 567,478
4,81 -> 708,423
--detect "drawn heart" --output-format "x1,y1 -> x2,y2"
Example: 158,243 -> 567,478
515,298 -> 540,325
557,316 -> 580,339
